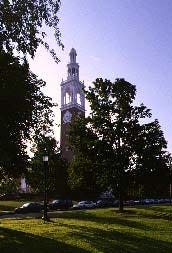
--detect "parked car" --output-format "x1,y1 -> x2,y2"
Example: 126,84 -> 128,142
72,201 -> 96,210
124,200 -> 136,206
14,202 -> 44,214
48,199 -> 73,210
96,199 -> 117,208
141,199 -> 155,205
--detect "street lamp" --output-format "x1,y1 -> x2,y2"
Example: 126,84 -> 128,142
170,164 -> 172,204
42,155 -> 49,222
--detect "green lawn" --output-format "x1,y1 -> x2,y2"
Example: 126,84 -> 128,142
0,205 -> 172,253
0,200 -> 26,212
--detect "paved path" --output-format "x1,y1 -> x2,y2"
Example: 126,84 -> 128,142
0,210 -> 82,219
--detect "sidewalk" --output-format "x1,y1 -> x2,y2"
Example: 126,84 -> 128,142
0,209 -> 81,219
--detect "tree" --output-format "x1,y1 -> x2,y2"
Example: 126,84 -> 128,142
0,1 -> 63,178
68,78 -> 168,211
131,121 -> 170,198
68,116 -> 102,199
26,137 -> 69,196
0,51 -> 55,177
0,169 -> 20,194
0,0 -> 63,61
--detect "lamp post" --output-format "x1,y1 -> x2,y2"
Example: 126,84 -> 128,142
42,155 -> 49,222
170,164 -> 172,204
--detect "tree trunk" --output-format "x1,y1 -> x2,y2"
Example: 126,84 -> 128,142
117,136 -> 124,212
119,183 -> 124,212
118,168 -> 124,212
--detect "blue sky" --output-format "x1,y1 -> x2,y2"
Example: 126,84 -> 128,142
29,0 -> 172,152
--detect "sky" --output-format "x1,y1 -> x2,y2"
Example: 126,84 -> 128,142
29,0 -> 172,152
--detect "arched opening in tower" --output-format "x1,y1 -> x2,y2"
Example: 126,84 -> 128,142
72,68 -> 75,76
64,92 -> 71,105
77,93 -> 81,105
68,68 -> 71,76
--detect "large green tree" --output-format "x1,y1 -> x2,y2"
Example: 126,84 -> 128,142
0,51 -> 55,177
0,0 -> 63,177
26,137 -> 68,196
68,116 -> 101,198
0,0 -> 63,61
131,121 -> 170,198
68,78 -> 168,211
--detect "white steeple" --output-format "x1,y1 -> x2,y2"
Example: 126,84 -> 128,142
60,48 -> 85,112
60,48 -> 85,160
67,48 -> 79,80
69,48 -> 77,63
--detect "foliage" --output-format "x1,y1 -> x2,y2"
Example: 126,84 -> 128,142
0,1 -> 63,179
68,155 -> 101,199
68,78 -> 168,210
68,115 -> 101,197
133,151 -> 170,198
0,51 -> 55,177
0,0 -> 63,61
0,206 -> 172,252
26,136 -> 69,196
0,174 -> 19,194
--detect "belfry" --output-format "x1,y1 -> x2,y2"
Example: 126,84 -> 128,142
60,48 -> 85,160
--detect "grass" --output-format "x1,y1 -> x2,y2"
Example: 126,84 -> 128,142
0,205 -> 172,253
0,200 -> 26,212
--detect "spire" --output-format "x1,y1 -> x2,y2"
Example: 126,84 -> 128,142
67,48 -> 79,80
69,48 -> 77,63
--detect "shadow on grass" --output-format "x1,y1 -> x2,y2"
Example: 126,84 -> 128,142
1,207 -> 172,253
57,222 -> 172,253
147,205 -> 172,213
0,204 -> 15,212
0,226 -> 89,253
63,205 -> 172,222
55,210 -> 151,231
0,201 -> 25,212
130,206 -> 172,220
1,219 -> 171,253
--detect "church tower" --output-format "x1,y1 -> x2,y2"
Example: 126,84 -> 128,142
60,48 -> 85,160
